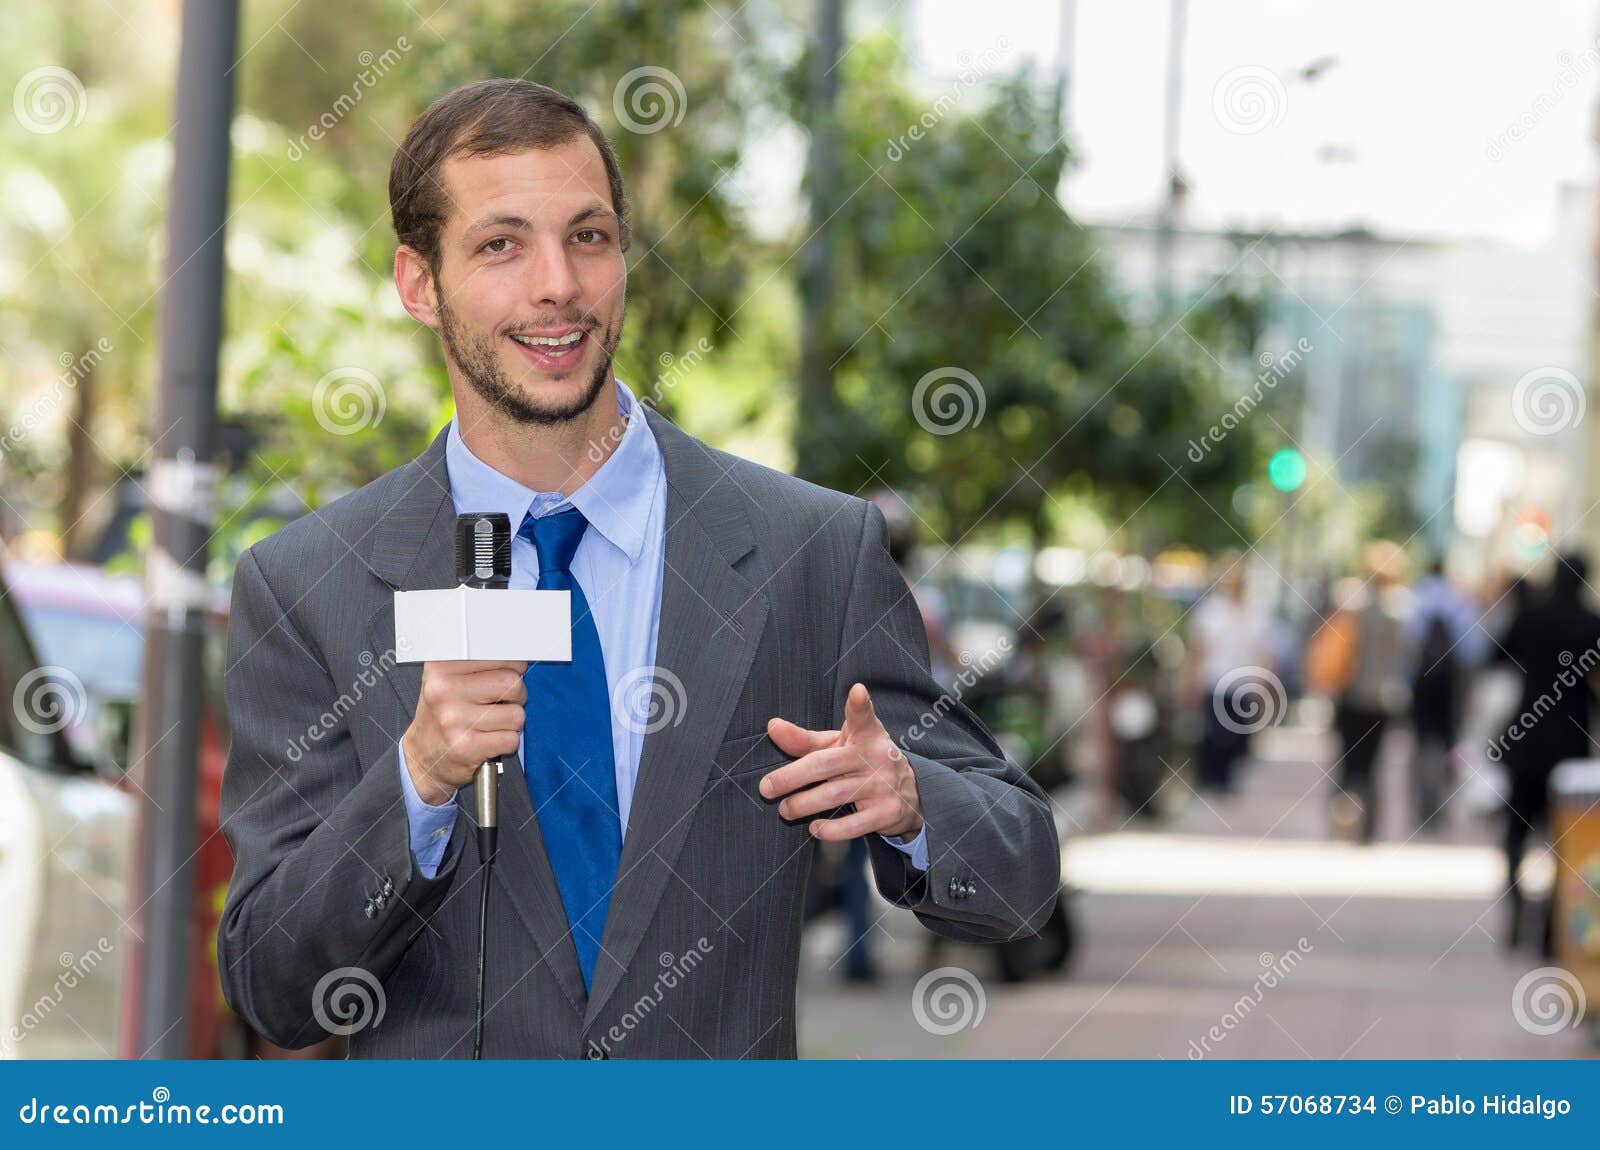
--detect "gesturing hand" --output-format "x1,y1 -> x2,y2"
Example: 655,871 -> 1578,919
761,683 -> 923,842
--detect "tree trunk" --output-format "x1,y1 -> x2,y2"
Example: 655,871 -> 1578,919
58,344 -> 99,561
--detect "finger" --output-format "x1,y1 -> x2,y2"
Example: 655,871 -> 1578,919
458,668 -> 529,704
766,715 -> 838,757
809,799 -> 895,842
840,682 -> 879,741
452,701 -> 526,732
779,773 -> 878,821
441,659 -> 528,675
759,745 -> 871,799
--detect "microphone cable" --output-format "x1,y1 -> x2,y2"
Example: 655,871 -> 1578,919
456,512 -> 511,1061
472,770 -> 498,1060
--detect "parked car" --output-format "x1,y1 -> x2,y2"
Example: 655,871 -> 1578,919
1,559 -> 246,1057
0,560 -> 133,1057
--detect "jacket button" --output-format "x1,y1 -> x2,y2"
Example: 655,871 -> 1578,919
363,898 -> 377,919
382,876 -> 394,896
375,893 -> 389,910
948,876 -> 961,898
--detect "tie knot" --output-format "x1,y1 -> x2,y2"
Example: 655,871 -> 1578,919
520,507 -> 589,574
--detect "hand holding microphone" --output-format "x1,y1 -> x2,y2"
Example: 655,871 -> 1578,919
400,661 -> 526,806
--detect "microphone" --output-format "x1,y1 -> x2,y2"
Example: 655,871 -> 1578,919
454,511 -> 511,1061
455,512 -> 511,865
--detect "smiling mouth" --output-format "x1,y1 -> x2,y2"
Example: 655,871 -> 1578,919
508,329 -> 589,371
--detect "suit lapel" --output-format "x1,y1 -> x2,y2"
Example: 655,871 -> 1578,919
363,423 -> 589,1012
582,408 -> 769,1028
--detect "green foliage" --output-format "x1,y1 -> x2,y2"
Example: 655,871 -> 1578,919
790,34 -> 1266,551
0,0 -> 1270,578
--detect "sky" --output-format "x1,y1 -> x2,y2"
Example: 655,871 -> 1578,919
913,0 -> 1600,246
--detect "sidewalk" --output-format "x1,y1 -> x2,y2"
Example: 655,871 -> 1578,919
796,723 -> 1598,1058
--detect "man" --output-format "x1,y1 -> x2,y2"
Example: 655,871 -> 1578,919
217,78 -> 1059,1058
1326,542 -> 1409,844
1404,558 -> 1480,832
1496,553 -> 1600,952
1184,554 -> 1271,794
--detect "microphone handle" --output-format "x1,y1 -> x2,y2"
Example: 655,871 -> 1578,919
475,757 -> 500,864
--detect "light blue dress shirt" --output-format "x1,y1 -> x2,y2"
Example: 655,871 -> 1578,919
397,379 -> 928,877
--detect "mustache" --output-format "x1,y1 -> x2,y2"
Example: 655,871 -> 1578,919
501,315 -> 597,336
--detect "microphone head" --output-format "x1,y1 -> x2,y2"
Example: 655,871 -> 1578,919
455,513 -> 511,588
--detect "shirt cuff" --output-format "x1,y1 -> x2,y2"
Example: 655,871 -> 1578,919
397,739 -> 459,879
879,825 -> 929,872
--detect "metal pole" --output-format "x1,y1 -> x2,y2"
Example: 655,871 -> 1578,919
128,0 -> 238,1059
796,0 -> 843,483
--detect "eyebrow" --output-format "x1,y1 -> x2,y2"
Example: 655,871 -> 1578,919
463,203 -> 617,238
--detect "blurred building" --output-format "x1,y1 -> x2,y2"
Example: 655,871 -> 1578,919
1088,183 -> 1595,578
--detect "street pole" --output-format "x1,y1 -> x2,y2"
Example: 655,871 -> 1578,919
796,0 -> 843,484
127,0 -> 238,1059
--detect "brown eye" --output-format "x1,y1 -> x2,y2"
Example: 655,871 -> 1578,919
482,237 -> 512,254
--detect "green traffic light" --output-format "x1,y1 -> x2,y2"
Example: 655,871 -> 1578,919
1268,449 -> 1306,492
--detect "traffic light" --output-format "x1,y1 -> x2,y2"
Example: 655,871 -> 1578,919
1267,448 -> 1307,492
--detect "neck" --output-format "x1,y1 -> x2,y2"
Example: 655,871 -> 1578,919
454,378 -> 627,496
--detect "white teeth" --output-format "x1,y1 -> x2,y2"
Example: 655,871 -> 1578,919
512,330 -> 583,347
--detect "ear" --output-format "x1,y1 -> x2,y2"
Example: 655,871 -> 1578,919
394,245 -> 441,330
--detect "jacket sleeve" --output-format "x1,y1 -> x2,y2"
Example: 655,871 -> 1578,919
216,545 -> 466,1048
837,502 -> 1062,943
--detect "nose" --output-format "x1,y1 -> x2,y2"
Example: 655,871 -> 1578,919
527,236 -> 580,311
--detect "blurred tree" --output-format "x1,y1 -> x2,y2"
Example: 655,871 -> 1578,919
0,2 -> 170,557
790,34 -> 1265,554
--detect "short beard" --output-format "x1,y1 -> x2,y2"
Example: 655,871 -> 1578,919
438,295 -> 622,427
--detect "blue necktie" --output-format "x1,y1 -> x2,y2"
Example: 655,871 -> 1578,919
519,507 -> 621,991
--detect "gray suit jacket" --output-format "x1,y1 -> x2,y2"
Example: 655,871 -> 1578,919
217,406 -> 1060,1058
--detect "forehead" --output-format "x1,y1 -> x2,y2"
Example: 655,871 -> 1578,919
437,138 -> 612,232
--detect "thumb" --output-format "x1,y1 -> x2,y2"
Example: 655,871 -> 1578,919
766,715 -> 838,756
840,682 -> 879,742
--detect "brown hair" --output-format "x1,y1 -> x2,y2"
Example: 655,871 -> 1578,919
388,78 -> 631,278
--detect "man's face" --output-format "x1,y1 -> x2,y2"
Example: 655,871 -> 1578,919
429,138 -> 627,426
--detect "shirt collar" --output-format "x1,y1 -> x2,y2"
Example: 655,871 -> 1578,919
444,378 -> 661,565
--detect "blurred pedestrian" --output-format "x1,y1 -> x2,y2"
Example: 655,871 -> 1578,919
1496,553 -> 1600,952
1405,557 -> 1480,832
1315,542 -> 1409,843
1185,553 -> 1272,795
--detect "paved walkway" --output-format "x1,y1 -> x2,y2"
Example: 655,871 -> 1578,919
796,723 -> 1599,1058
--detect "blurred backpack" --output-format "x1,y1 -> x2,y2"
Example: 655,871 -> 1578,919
1305,610 -> 1359,695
